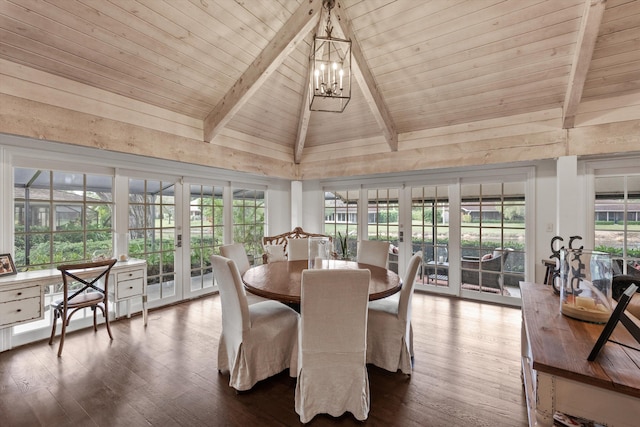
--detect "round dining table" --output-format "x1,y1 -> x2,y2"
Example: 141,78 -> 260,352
242,259 -> 402,304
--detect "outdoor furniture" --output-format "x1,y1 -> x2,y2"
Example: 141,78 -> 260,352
262,227 -> 335,263
295,268 -> 371,423
212,255 -> 299,392
367,251 -> 423,375
241,260 -> 401,304
49,259 -> 117,357
461,248 -> 513,291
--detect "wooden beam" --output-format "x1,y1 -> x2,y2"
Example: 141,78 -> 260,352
295,9 -> 329,165
333,0 -> 398,151
562,0 -> 606,129
294,75 -> 311,164
203,0 -> 321,143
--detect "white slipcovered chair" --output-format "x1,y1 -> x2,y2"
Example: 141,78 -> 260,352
366,251 -> 423,374
219,243 -> 269,305
295,269 -> 371,423
287,237 -> 309,261
357,240 -> 390,268
212,255 -> 299,391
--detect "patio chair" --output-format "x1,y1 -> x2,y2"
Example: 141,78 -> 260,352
461,248 -> 513,291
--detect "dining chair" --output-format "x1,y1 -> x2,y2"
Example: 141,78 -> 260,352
287,237 -> 309,261
211,255 -> 299,392
366,251 -> 423,374
295,269 -> 371,423
357,240 -> 390,268
48,258 -> 117,357
219,243 -> 269,305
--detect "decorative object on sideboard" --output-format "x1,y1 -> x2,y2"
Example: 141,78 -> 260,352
559,248 -> 613,324
548,235 -> 582,294
0,253 -> 17,276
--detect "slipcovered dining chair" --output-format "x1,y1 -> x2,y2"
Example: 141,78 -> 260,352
219,243 -> 269,305
49,258 -> 117,357
211,255 -> 299,392
295,269 -> 371,423
357,240 -> 390,268
366,251 -> 423,374
287,237 -> 309,261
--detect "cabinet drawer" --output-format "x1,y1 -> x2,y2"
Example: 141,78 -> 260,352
0,285 -> 40,303
117,278 -> 144,299
117,269 -> 144,282
0,297 -> 42,327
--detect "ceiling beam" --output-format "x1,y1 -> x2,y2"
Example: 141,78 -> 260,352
203,0 -> 321,143
295,9 -> 329,165
562,0 -> 606,129
333,1 -> 398,151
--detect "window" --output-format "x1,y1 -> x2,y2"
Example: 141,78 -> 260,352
14,168 -> 114,270
411,185 -> 450,287
324,189 -> 359,259
594,174 -> 640,274
460,182 -> 525,296
189,184 -> 223,292
12,168 -> 114,335
232,188 -> 265,264
129,179 -> 176,302
367,188 -> 400,271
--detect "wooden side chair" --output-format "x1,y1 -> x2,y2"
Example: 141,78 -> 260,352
262,227 -> 336,263
48,258 -> 117,357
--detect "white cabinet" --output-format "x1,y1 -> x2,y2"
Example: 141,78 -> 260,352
0,284 -> 42,327
110,259 -> 147,325
0,259 -> 148,351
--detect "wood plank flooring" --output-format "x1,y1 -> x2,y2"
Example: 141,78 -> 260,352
0,292 -> 528,426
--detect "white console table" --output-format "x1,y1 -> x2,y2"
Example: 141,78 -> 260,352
520,282 -> 640,427
0,258 -> 147,350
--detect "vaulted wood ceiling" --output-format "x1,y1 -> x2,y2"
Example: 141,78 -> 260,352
1,0 -> 639,179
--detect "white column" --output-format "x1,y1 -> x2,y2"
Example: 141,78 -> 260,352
556,155 -> 586,241
291,180 -> 303,228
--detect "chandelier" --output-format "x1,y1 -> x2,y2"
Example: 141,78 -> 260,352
309,0 -> 351,112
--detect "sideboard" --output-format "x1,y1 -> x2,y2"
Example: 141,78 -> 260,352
0,258 -> 147,351
520,281 -> 640,427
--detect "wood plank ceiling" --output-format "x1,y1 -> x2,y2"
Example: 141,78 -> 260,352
1,0 -> 639,168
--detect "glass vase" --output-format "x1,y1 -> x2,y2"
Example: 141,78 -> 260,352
559,249 -> 613,323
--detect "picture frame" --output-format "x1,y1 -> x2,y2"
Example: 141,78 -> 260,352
0,253 -> 17,277
588,283 -> 639,361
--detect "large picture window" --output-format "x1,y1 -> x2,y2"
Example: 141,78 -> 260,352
366,188 -> 400,272
594,174 -> 640,276
188,184 -> 223,292
411,185 -> 450,287
128,179 -> 176,302
14,168 -> 114,270
324,189 -> 359,260
460,182 -> 525,297
232,188 -> 265,265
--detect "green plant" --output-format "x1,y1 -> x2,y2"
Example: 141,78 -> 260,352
338,231 -> 349,259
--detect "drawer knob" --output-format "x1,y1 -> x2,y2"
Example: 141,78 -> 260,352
17,292 -> 22,296
16,309 -> 21,312
129,286 -> 133,290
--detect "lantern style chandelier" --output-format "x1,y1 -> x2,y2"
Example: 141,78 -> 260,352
309,0 -> 351,112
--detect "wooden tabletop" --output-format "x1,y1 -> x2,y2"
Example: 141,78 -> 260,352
242,259 -> 402,304
520,282 -> 640,398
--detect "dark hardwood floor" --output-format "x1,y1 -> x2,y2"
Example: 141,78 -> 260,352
0,292 -> 528,426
